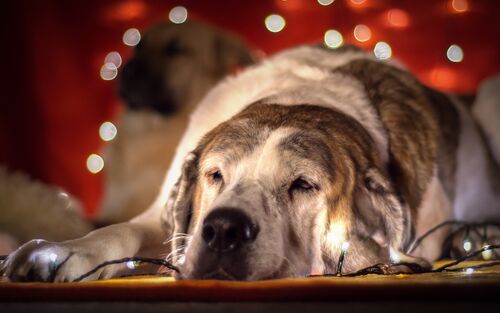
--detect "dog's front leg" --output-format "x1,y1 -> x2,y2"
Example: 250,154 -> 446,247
1,207 -> 167,282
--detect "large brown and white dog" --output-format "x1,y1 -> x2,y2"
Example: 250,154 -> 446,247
2,45 -> 500,281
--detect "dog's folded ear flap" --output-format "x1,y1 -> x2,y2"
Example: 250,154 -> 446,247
356,167 -> 412,251
164,151 -> 199,253
214,33 -> 255,76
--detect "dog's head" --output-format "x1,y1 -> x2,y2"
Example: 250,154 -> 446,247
168,103 -> 413,280
119,21 -> 253,115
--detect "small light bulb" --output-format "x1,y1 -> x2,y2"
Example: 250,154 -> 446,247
86,154 -> 104,174
447,44 -> 464,63
168,6 -> 188,24
324,29 -> 343,49
99,121 -> 117,141
353,24 -> 371,42
341,241 -> 350,253
123,28 -> 141,46
126,260 -> 137,269
265,14 -> 286,33
373,41 -> 392,60
465,268 -> 474,275
482,244 -> 492,260
318,0 -> 335,6
463,238 -> 472,253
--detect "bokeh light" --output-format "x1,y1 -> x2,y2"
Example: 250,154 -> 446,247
386,9 -> 410,28
451,0 -> 468,13
324,29 -> 343,48
122,28 -> 141,46
353,24 -> 371,42
373,41 -> 392,60
265,14 -> 286,33
86,154 -> 104,174
100,63 -> 118,81
447,44 -> 464,62
104,51 -> 122,68
317,0 -> 335,6
169,6 -> 188,24
99,121 -> 117,141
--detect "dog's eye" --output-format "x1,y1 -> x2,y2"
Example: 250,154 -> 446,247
208,170 -> 224,184
163,39 -> 186,55
290,178 -> 315,192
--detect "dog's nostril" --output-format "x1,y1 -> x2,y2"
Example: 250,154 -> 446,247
202,208 -> 258,253
202,224 -> 216,243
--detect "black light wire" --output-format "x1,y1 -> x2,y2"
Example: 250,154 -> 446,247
1,220 -> 500,281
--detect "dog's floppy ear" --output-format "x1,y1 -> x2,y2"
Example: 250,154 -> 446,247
164,151 -> 200,258
355,167 -> 412,251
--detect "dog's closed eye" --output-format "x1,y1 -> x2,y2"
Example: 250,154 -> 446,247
207,169 -> 224,185
289,177 -> 317,193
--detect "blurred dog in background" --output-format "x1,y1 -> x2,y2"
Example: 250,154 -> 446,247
97,21 -> 254,224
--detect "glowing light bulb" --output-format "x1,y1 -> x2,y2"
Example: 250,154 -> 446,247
87,154 -> 104,174
104,51 -> 122,69
386,9 -> 410,28
482,244 -> 492,260
350,0 -> 366,5
169,6 -> 188,24
465,268 -> 474,275
123,28 -> 141,46
341,241 -> 350,252
326,221 -> 346,247
324,29 -> 343,49
462,237 -> 472,253
447,44 -> 464,63
353,24 -> 371,42
126,260 -> 137,269
265,14 -> 286,33
100,63 -> 118,81
318,0 -> 335,6
99,121 -> 117,141
373,41 -> 392,60
390,247 -> 400,263
451,0 -> 468,13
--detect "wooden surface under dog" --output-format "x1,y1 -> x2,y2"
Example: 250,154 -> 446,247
1,261 -> 499,302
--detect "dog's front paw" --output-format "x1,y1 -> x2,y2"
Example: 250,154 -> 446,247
0,239 -> 101,282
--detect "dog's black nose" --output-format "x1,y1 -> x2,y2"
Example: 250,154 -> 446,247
202,208 -> 258,253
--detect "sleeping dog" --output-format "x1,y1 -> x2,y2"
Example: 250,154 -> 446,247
2,45 -> 500,281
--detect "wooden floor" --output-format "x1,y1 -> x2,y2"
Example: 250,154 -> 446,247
1,261 -> 500,312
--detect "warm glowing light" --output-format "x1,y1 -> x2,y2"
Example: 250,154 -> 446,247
126,260 -> 138,269
447,44 -> 464,63
462,237 -> 472,253
104,51 -> 122,68
100,63 -> 118,81
373,41 -> 392,60
429,66 -> 457,90
386,9 -> 410,28
341,241 -> 350,252
353,24 -> 371,42
324,29 -> 343,48
318,0 -> 335,6
465,268 -> 474,275
169,6 -> 188,24
482,244 -> 492,260
87,154 -> 104,174
123,28 -> 141,46
389,247 -> 400,263
326,221 -> 346,247
265,14 -> 286,33
451,0 -> 468,13
350,0 -> 366,5
99,121 -> 118,141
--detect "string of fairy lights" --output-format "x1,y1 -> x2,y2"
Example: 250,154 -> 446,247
1,219 -> 498,281
85,0 -> 470,175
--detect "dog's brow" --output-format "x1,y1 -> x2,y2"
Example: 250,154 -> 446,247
279,132 -> 335,174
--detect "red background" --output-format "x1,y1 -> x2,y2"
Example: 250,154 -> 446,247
1,0 -> 499,218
